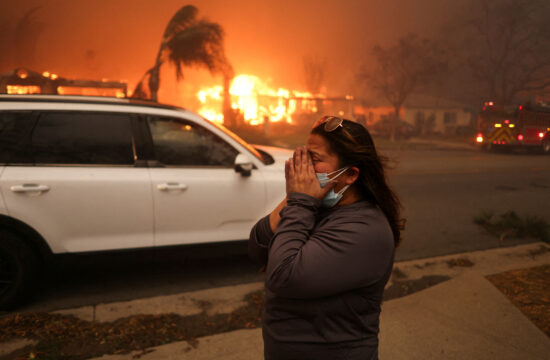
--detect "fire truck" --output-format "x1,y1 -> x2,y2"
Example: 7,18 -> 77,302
476,101 -> 550,153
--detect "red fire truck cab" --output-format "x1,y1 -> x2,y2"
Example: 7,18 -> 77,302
476,101 -> 550,153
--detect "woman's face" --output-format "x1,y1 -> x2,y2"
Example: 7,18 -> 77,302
306,133 -> 361,197
306,133 -> 341,174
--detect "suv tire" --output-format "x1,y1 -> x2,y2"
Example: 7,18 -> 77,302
0,230 -> 39,310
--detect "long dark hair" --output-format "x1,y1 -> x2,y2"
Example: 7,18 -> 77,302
312,118 -> 405,246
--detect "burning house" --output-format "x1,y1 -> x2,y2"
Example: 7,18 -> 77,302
0,68 -> 127,98
196,74 -> 355,129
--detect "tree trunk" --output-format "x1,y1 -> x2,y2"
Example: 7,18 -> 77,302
148,63 -> 161,102
148,48 -> 164,102
222,74 -> 232,127
390,105 -> 400,142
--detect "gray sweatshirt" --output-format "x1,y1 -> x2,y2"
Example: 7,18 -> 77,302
249,192 -> 394,349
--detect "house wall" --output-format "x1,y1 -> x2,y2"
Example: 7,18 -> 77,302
355,103 -> 473,135
355,106 -> 401,126
403,107 -> 471,135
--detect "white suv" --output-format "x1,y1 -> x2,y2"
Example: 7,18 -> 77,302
0,95 -> 290,309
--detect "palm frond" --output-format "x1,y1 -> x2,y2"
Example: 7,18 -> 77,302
162,5 -> 198,40
165,20 -> 230,80
137,5 -> 233,100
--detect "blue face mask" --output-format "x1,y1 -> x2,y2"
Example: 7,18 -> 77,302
316,167 -> 350,208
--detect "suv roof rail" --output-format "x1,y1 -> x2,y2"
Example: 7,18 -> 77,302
0,94 -> 186,111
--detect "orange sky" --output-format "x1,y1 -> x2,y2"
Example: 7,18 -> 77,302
0,0 -> 458,106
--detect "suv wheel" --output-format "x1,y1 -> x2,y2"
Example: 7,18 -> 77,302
0,230 -> 39,310
542,139 -> 550,154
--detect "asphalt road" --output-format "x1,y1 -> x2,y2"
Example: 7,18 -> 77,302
15,147 -> 550,313
385,148 -> 550,261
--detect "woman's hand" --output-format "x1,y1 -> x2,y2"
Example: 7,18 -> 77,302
285,147 -> 336,199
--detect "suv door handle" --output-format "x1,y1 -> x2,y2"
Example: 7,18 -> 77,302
10,184 -> 50,194
157,183 -> 188,191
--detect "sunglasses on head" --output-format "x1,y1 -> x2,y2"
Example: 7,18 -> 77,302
313,116 -> 344,132
313,115 -> 362,146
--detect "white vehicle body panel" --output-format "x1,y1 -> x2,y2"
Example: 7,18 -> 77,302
253,145 -> 292,211
0,166 -> 154,253
149,167 -> 266,246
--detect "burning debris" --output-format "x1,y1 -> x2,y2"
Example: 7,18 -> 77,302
0,68 -> 127,98
197,74 -> 353,127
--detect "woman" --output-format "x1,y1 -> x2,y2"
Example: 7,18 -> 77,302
249,116 -> 403,360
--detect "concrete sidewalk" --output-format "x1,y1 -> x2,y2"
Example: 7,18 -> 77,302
3,242 -> 549,359
379,274 -> 549,359
93,274 -> 550,360
94,242 -> 550,360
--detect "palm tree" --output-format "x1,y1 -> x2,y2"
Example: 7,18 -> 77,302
132,5 -> 233,102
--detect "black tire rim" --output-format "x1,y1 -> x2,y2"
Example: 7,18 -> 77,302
0,251 -> 18,298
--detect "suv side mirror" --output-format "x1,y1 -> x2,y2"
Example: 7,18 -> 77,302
234,154 -> 254,177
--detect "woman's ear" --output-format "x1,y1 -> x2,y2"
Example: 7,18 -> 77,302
345,167 -> 360,185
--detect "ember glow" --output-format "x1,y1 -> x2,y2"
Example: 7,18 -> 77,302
197,74 -> 321,125
7,85 -> 41,94
57,86 -> 126,98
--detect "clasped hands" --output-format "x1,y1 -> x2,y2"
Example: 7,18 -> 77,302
285,147 -> 336,200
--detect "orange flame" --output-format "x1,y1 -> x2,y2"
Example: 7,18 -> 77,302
197,74 -> 321,125
7,85 -> 41,94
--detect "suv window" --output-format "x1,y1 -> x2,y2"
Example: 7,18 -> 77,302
31,112 -> 135,165
148,117 -> 238,167
0,111 -> 35,164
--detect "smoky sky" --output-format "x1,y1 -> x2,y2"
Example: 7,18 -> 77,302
1,0 -> 459,105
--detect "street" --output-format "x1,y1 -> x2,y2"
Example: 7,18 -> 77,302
386,148 -> 550,261
17,147 -> 550,313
